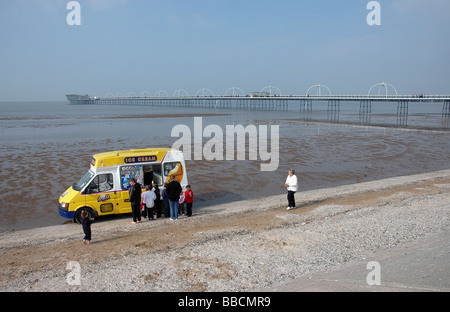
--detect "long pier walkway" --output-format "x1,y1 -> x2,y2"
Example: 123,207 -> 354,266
67,94 -> 450,118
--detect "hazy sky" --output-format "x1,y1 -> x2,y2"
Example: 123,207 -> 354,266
0,0 -> 449,101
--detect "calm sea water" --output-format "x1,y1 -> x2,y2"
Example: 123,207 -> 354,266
0,101 -> 449,230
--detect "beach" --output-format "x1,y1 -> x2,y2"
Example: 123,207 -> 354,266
2,102 -> 450,231
1,169 -> 449,292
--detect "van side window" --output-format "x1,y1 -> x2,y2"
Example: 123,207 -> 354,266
120,165 -> 144,189
86,174 -> 113,194
164,162 -> 178,176
164,162 -> 183,179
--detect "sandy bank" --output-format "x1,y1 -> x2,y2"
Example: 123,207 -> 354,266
0,169 -> 449,291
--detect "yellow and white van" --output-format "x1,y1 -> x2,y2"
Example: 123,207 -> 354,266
58,148 -> 188,223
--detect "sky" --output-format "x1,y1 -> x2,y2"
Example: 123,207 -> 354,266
0,0 -> 449,101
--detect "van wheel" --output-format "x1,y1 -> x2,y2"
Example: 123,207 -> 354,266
74,208 -> 95,224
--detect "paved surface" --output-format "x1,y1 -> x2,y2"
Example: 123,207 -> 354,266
265,232 -> 450,292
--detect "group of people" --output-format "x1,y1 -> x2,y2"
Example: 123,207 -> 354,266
80,169 -> 298,245
128,174 -> 194,224
80,174 -> 194,244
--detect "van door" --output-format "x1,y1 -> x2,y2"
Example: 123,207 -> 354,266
83,173 -> 119,216
143,163 -> 163,187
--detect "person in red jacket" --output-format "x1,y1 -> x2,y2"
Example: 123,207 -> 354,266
184,185 -> 194,217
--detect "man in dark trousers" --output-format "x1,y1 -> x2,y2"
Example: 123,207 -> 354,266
166,174 -> 182,220
128,177 -> 142,223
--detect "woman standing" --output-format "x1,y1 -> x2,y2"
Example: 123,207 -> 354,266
284,169 -> 298,210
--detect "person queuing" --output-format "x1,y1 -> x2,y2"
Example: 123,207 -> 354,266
153,181 -> 162,218
142,185 -> 156,220
184,185 -> 194,217
166,174 -> 182,220
161,182 -> 170,217
129,178 -> 142,223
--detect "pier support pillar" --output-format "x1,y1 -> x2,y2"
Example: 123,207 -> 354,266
443,101 -> 450,129
397,100 -> 409,116
359,100 -> 371,124
327,100 -> 340,122
443,101 -> 450,117
300,99 -> 312,111
359,100 -> 371,114
327,100 -> 340,112
397,100 -> 409,126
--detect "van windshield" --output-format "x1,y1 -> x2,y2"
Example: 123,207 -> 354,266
73,170 -> 94,191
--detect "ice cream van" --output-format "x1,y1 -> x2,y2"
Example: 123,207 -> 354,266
58,148 -> 188,223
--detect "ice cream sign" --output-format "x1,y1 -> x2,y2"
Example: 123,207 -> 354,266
124,155 -> 157,164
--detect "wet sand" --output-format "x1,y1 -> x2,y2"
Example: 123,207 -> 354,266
0,169 -> 449,291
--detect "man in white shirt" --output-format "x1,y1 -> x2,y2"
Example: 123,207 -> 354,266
284,169 -> 298,210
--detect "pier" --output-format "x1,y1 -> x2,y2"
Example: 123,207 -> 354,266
66,93 -> 450,115
66,83 -> 450,125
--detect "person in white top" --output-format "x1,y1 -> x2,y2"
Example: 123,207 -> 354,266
284,169 -> 298,210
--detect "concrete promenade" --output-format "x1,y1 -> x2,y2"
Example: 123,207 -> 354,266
266,231 -> 449,292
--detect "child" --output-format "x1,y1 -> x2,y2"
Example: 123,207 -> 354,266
184,185 -> 194,217
142,185 -> 156,220
179,191 -> 185,215
161,182 -> 170,218
80,210 -> 94,245
140,190 -> 147,218
153,182 -> 162,218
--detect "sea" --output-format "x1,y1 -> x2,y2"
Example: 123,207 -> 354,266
0,100 -> 449,231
